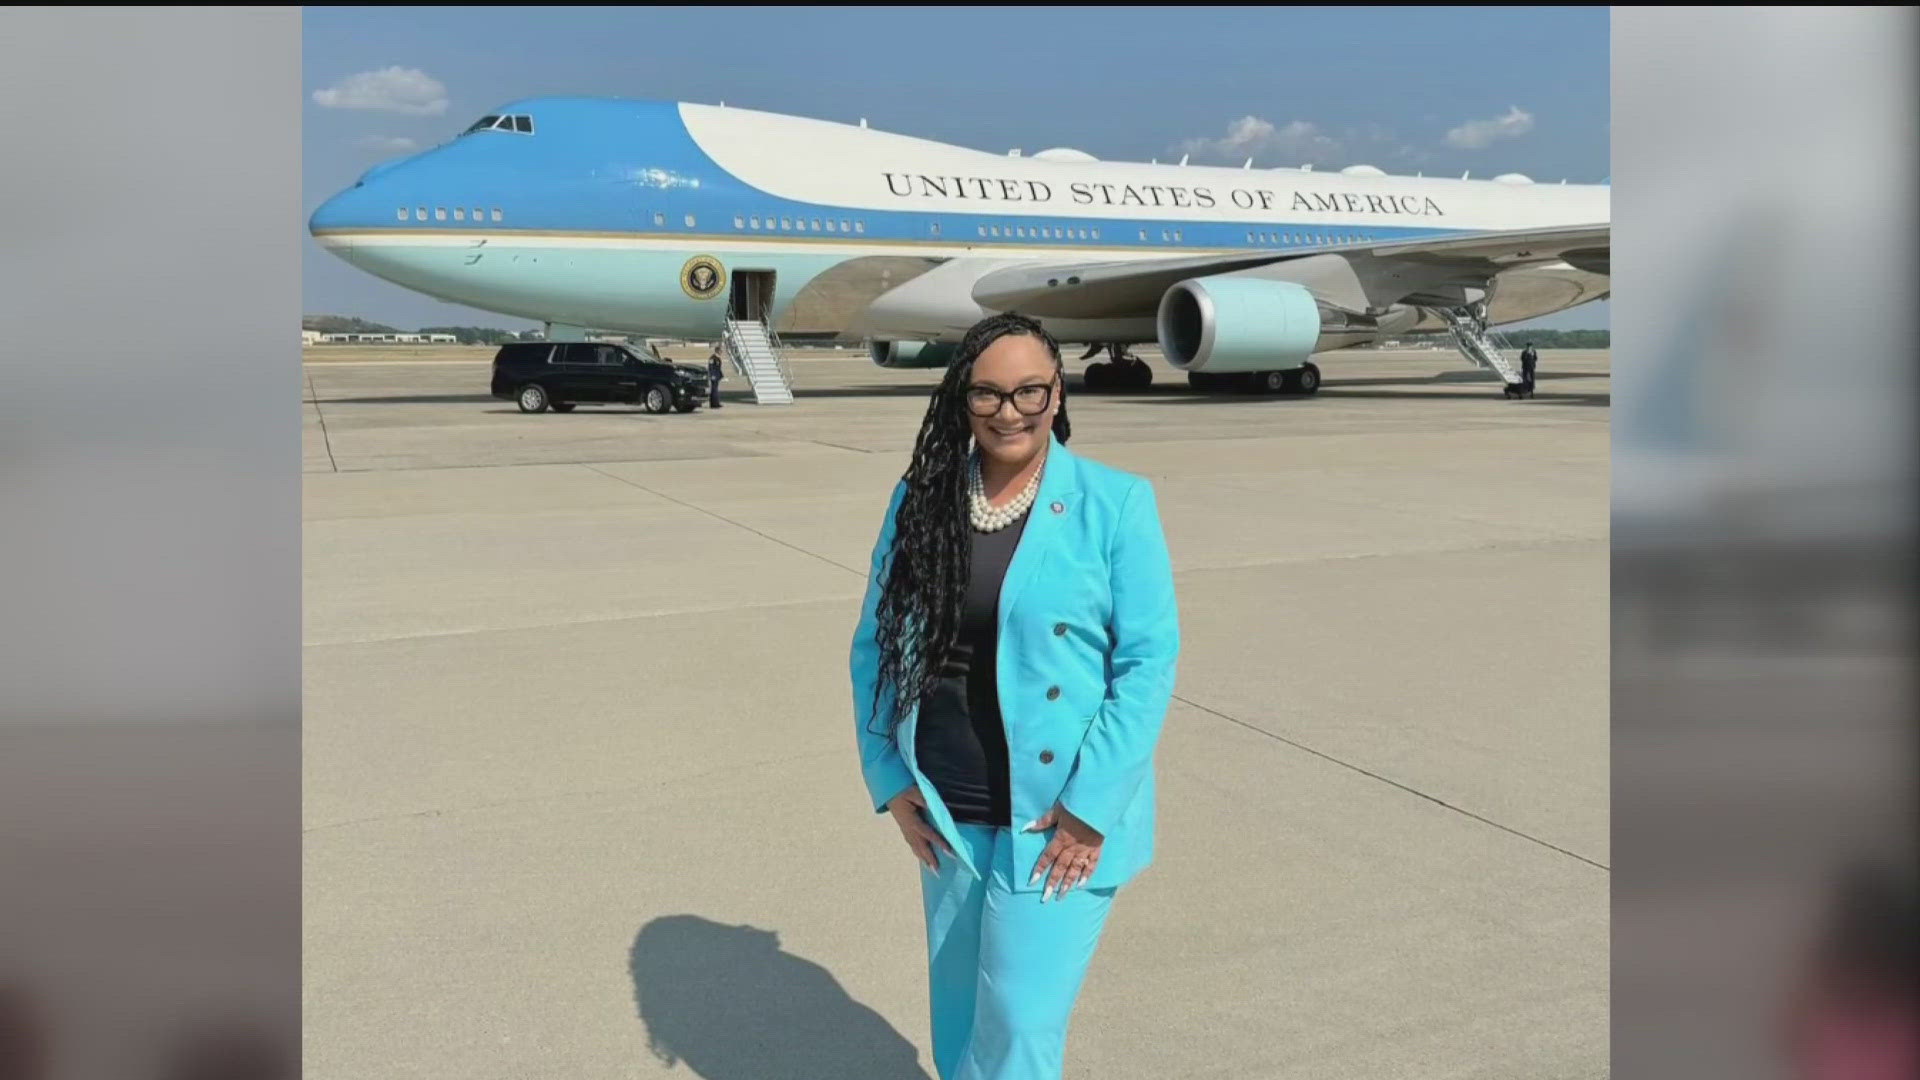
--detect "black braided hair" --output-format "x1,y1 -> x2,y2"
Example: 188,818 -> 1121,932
867,312 -> 1071,740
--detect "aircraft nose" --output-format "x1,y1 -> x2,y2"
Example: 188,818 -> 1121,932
308,186 -> 365,236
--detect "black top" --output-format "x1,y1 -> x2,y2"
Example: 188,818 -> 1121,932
913,506 -> 1030,826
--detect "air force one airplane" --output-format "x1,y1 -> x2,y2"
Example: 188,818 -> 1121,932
309,97 -> 1609,396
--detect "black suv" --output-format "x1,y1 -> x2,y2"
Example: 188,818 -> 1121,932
491,342 -> 710,414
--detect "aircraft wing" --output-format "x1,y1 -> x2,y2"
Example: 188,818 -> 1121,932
968,223 -> 1610,319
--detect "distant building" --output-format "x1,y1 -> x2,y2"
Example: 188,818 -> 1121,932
302,330 -> 322,345
426,333 -> 457,343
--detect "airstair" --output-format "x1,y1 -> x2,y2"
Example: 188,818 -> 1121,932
1433,306 -> 1525,386
720,318 -> 795,405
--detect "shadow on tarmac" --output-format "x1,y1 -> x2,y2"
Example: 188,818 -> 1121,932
630,915 -> 931,1080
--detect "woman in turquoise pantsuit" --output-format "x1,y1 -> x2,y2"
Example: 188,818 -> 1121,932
849,312 -> 1181,1079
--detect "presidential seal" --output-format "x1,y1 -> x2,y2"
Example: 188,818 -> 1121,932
680,255 -> 725,301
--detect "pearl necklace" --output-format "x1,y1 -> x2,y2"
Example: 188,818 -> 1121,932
969,453 -> 1042,533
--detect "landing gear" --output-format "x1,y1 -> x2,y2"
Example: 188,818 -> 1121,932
1081,344 -> 1153,392
1202,362 -> 1322,396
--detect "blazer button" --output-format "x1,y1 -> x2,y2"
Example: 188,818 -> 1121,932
1046,686 -> 1060,701
1053,622 -> 1068,636
1039,749 -> 1055,764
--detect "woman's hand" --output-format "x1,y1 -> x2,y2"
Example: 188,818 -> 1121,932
1024,802 -> 1103,901
887,786 -> 957,872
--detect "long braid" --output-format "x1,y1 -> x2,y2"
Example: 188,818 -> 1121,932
867,312 -> 1069,739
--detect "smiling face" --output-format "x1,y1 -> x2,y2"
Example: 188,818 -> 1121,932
965,332 -> 1060,470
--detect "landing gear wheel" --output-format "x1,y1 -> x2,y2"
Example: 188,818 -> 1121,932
1123,361 -> 1153,390
1291,363 -> 1322,395
1084,362 -> 1112,392
517,384 -> 550,413
551,402 -> 576,413
1186,371 -> 1221,392
644,385 -> 673,414
1246,370 -> 1289,395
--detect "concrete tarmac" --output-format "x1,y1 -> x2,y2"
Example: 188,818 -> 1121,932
304,348 -> 1609,1079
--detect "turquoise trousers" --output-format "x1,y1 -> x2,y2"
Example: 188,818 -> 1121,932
918,821 -> 1119,1080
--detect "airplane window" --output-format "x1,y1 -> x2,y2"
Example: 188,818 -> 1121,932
512,115 -> 533,134
435,208 -> 446,221
395,208 -> 407,221
839,219 -> 850,232
1139,229 -> 1148,241
1174,230 -> 1183,241
454,208 -> 465,221
931,223 -> 941,237
733,215 -> 744,229
825,220 -> 837,232
685,214 -> 696,227
473,208 -> 484,222
854,221 -> 865,233
780,217 -> 791,230
653,212 -> 665,227
811,218 -> 821,231
464,115 -> 500,134
415,207 -> 427,221
978,225 -> 987,237
750,216 -> 760,229
989,225 -> 999,237
1092,228 -> 1100,239
491,208 -> 501,221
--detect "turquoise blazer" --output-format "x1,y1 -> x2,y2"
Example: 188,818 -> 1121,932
849,433 -> 1180,892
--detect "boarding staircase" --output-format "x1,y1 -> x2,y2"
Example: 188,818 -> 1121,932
721,317 -> 795,405
1433,306 -> 1525,386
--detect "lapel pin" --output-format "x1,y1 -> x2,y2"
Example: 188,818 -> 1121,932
1050,501 -> 1065,514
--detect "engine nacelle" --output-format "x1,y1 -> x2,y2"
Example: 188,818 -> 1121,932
869,340 -> 959,369
1156,276 -> 1322,373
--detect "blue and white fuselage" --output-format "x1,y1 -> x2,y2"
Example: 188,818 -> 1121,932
310,98 -> 1608,359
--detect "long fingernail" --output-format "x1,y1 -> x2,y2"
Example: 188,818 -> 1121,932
1042,884 -> 1054,903
1028,870 -> 1041,887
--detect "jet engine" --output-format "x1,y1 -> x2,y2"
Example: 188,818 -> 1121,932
868,340 -> 959,369
1155,276 -> 1323,374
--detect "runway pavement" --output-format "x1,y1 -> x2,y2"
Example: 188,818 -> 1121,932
303,348 -> 1609,1079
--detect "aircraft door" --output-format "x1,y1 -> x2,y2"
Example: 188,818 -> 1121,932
728,271 -> 776,323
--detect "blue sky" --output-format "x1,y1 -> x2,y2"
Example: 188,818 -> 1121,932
304,6 -> 1609,331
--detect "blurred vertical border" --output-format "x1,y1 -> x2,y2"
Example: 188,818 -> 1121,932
1614,8 -> 1918,1079
0,8 -> 300,1079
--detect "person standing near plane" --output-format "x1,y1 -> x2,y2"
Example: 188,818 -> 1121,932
707,346 -> 725,409
849,312 -> 1180,1080
1520,342 -> 1539,394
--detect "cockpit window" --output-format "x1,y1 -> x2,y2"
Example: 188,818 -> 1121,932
462,114 -> 535,136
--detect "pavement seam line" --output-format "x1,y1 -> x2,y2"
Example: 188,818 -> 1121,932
1173,692 -> 1610,872
579,463 -> 867,578
307,372 -> 339,473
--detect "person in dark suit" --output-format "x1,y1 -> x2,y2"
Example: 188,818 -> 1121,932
707,348 -> 724,409
1520,342 -> 1539,394
850,312 -> 1180,1079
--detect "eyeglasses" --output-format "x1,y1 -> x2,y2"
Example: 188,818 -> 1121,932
964,380 -> 1056,417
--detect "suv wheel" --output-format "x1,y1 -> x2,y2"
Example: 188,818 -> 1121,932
644,385 -> 672,414
517,384 -> 550,413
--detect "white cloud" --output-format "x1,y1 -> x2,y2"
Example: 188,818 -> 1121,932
313,67 -> 448,116
360,136 -> 418,153
1179,116 -> 1344,164
1445,106 -> 1535,150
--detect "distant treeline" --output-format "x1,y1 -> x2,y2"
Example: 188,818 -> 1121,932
305,315 -> 540,344
1496,329 -> 1608,349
